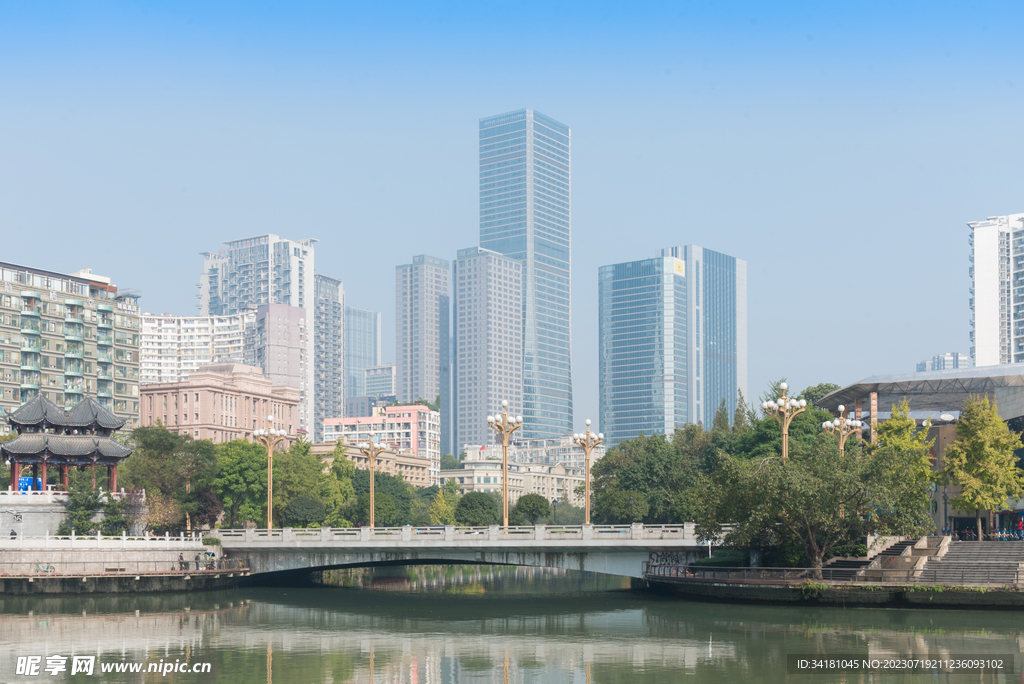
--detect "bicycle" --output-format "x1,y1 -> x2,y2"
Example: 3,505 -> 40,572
35,563 -> 55,573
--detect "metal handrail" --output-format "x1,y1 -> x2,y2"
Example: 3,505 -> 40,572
644,564 -> 1023,585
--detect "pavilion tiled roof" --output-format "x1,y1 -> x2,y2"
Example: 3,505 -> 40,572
7,395 -> 126,430
0,434 -> 134,459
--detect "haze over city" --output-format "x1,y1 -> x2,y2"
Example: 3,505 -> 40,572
3,1 -> 1023,429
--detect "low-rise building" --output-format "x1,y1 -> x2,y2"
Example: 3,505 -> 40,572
139,363 -> 299,443
312,442 -> 431,488
440,457 -> 585,506
324,404 -> 440,484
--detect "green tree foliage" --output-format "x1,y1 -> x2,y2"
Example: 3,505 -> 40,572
732,389 -> 751,435
594,489 -> 649,523
100,497 -> 130,535
940,395 -> 1024,540
212,439 -> 267,527
352,492 -> 398,526
273,438 -> 328,522
799,382 -> 841,408
512,493 -> 551,524
351,469 -> 413,522
429,485 -> 458,525
282,495 -> 326,527
875,398 -> 936,485
454,491 -> 499,526
731,379 -> 833,460
694,434 -> 934,571
57,486 -> 103,535
440,453 -> 462,470
120,424 -> 217,530
712,398 -> 730,432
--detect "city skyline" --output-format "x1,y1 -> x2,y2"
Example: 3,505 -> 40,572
4,2 -> 1023,432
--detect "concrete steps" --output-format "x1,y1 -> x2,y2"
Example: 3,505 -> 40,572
919,541 -> 1024,584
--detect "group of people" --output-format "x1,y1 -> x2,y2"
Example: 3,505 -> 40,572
942,518 -> 1024,541
177,551 -> 221,571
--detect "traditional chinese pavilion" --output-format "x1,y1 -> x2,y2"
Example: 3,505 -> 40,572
2,395 -> 134,492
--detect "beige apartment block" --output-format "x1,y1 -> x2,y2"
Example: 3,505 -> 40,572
312,442 -> 431,488
440,458 -> 585,506
140,363 -> 299,443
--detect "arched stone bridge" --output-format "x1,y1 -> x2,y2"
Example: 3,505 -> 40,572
211,524 -> 708,579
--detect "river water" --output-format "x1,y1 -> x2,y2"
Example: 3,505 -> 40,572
2,565 -> 1022,683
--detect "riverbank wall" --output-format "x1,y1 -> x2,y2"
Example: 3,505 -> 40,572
0,571 -> 248,596
644,576 -> 1024,609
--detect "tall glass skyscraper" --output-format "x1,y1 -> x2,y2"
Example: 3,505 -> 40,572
479,109 -> 572,439
345,306 -> 380,400
599,246 -> 747,446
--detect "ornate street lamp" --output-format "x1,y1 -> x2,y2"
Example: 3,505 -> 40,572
487,400 -> 523,527
572,420 -> 603,525
761,382 -> 806,461
822,404 -> 864,458
253,416 -> 288,529
355,433 -> 387,528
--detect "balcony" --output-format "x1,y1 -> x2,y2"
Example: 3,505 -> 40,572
64,366 -> 83,377
64,330 -> 83,343
64,346 -> 84,359
97,317 -> 113,329
97,386 -> 113,398
96,334 -> 113,347
20,321 -> 40,335
19,361 -> 40,372
19,340 -> 41,353
97,352 -> 113,363
64,385 -> 84,395
65,314 -> 83,324
20,308 -> 40,317
96,370 -> 113,381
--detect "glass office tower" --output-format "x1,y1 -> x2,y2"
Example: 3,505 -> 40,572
479,109 -> 572,439
345,306 -> 380,400
599,246 -> 747,446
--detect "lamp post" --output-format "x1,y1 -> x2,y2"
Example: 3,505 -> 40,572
761,382 -> 807,461
253,416 -> 288,529
572,420 -> 603,525
487,400 -> 523,527
821,404 -> 863,458
356,433 -> 387,528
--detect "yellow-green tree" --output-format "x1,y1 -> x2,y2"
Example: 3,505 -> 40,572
875,398 -> 936,483
429,479 -> 459,525
940,395 -> 1024,540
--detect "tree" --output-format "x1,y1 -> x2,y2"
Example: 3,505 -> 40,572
512,493 -> 551,525
429,487 -> 458,525
212,440 -> 267,527
454,491 -> 499,526
100,496 -> 130,535
440,453 -> 462,470
352,492 -> 398,527
940,395 -> 1024,540
352,469 -> 413,522
282,495 -> 326,527
273,439 -> 328,523
193,489 -> 224,529
712,398 -> 730,432
57,485 -> 103,535
799,383 -> 841,408
694,434 -> 933,572
594,489 -> 649,523
875,398 -> 935,485
732,389 -> 751,435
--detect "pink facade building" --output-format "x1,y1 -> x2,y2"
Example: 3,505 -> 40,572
323,404 -> 441,484
140,363 -> 299,444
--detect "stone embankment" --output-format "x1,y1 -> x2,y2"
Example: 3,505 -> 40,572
0,533 -> 249,595
644,538 -> 1024,609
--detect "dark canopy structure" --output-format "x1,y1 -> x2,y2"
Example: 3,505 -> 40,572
2,395 -> 135,492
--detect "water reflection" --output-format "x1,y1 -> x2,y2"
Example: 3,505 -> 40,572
1,565 -> 1022,682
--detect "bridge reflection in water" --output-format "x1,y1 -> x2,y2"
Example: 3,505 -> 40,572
3,566 -> 1023,683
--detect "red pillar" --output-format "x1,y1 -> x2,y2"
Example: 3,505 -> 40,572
109,464 -> 118,492
91,462 -> 96,489
40,461 -> 48,492
62,465 -> 69,490
32,464 -> 39,491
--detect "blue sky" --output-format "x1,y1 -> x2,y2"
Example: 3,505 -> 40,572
2,1 -> 1022,430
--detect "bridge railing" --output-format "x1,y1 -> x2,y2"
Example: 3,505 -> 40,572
209,524 -> 694,543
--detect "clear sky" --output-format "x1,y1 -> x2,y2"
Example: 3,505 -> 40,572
2,1 -> 1022,431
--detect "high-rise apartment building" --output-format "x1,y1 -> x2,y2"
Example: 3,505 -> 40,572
140,311 -> 255,384
244,303 -> 313,435
344,306 -> 380,400
0,264 -> 141,432
453,247 -> 523,451
395,255 -> 449,409
313,274 -> 345,442
479,109 -> 573,440
599,246 -> 747,446
199,234 -> 317,315
969,213 -> 1024,366
364,364 -> 397,398
916,352 -> 972,373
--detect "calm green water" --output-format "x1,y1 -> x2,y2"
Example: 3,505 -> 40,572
2,566 -> 1022,683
